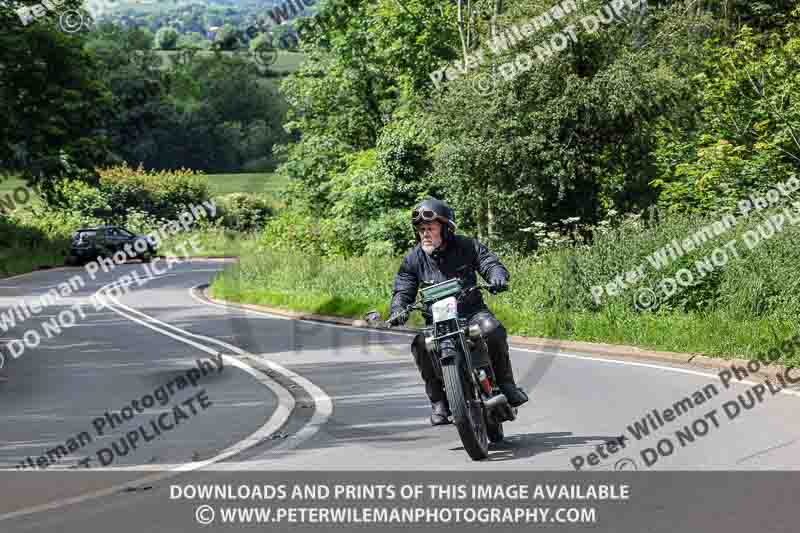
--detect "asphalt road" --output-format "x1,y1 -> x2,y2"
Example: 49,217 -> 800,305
2,261 -> 800,531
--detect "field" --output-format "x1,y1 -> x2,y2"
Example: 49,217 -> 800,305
2,173 -> 289,208
0,175 -> 43,211
206,172 -> 289,196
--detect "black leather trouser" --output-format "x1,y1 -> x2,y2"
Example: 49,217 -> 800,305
411,310 -> 515,403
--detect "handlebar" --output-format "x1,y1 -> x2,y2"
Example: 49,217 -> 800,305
383,283 -> 508,327
467,283 -> 509,297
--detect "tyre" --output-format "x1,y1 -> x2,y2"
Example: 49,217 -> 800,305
442,349 -> 489,461
65,255 -> 78,266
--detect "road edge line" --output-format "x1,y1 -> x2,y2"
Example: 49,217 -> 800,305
200,288 -> 798,385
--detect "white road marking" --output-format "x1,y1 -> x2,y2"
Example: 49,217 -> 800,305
0,441 -> 65,450
202,286 -> 800,400
189,287 -> 414,337
511,346 -> 800,398
329,390 -> 424,402
140,287 -> 335,453
0,276 -> 308,522
347,419 -> 429,429
188,286 -> 334,457
103,282 -> 334,468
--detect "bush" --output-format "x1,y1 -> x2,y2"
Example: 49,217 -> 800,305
216,193 -> 274,232
97,164 -> 210,221
0,206 -> 95,277
49,165 -> 210,229
51,179 -> 113,221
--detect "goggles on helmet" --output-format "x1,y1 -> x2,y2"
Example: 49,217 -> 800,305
412,208 -> 444,225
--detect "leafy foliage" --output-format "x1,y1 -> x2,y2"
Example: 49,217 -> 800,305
52,164 -> 209,222
215,192 -> 274,232
652,10 -> 800,213
1,3 -> 116,196
155,27 -> 179,50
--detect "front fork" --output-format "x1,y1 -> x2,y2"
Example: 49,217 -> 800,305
433,327 -> 516,423
433,329 -> 495,401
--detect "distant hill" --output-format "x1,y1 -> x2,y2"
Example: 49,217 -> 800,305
96,0 -> 319,49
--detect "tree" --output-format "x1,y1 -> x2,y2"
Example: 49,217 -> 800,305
213,23 -> 242,51
177,31 -> 209,50
0,4 -> 115,197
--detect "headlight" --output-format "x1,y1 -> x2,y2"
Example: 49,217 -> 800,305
467,324 -> 482,339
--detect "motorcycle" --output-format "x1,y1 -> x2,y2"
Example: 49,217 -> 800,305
366,277 -> 517,461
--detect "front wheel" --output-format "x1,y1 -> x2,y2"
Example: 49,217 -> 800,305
442,353 -> 489,461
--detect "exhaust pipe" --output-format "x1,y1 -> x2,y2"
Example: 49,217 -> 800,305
484,393 -> 508,410
484,394 -> 517,422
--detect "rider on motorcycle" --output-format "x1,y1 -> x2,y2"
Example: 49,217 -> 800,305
388,198 -> 529,426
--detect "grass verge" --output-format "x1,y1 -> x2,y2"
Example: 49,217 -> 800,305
209,246 -> 800,365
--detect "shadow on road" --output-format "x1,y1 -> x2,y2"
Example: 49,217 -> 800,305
450,431 -> 618,462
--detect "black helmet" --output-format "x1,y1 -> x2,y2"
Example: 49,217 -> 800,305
411,198 -> 457,243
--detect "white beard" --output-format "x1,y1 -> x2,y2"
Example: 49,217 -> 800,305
421,236 -> 442,256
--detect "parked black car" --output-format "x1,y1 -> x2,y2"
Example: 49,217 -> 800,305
65,226 -> 156,266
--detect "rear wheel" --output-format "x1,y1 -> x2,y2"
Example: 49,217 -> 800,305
442,351 -> 489,461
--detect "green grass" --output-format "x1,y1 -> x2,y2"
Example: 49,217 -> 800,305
0,176 -> 53,277
0,210 -> 70,278
0,248 -> 68,279
271,51 -> 304,73
206,172 -> 288,196
159,227 -> 263,257
0,175 -> 43,211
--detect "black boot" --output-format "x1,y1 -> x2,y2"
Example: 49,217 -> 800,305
475,316 -> 528,407
430,400 -> 452,425
499,383 -> 529,407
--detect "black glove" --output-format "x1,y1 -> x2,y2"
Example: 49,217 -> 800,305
489,277 -> 509,294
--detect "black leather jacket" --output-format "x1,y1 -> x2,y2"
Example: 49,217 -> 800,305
389,234 -> 510,324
